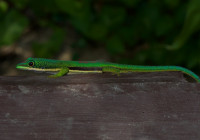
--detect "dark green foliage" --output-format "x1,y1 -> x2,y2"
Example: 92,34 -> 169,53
1,0 -> 200,73
106,35 -> 125,55
0,1 -> 8,12
32,28 -> 66,58
0,10 -> 28,46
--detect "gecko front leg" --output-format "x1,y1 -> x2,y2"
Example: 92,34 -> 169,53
48,68 -> 69,78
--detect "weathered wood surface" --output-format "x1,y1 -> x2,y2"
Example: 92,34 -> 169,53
0,72 -> 200,140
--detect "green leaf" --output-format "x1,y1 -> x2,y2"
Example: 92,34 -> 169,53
0,10 -> 29,46
168,0 -> 200,50
0,1 -> 8,12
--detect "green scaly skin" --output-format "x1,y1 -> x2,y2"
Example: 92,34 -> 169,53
16,57 -> 200,82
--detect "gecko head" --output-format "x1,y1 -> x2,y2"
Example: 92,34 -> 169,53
16,57 -> 36,70
16,57 -> 60,72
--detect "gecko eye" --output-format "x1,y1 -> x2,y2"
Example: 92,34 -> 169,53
29,62 -> 34,67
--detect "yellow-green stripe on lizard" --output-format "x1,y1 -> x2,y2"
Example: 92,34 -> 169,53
16,57 -> 200,82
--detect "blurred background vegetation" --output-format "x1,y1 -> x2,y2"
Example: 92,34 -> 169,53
0,0 -> 200,76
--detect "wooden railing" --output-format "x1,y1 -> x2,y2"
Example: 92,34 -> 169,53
0,72 -> 199,140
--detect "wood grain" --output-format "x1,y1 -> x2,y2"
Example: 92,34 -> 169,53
0,72 -> 200,140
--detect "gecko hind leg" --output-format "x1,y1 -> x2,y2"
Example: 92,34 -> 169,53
102,67 -> 121,76
48,68 -> 69,78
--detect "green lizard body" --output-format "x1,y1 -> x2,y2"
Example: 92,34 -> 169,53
16,57 -> 200,82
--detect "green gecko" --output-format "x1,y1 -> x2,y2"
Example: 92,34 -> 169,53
16,57 -> 200,82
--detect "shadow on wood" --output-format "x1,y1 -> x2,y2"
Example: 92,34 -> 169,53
0,72 -> 200,140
